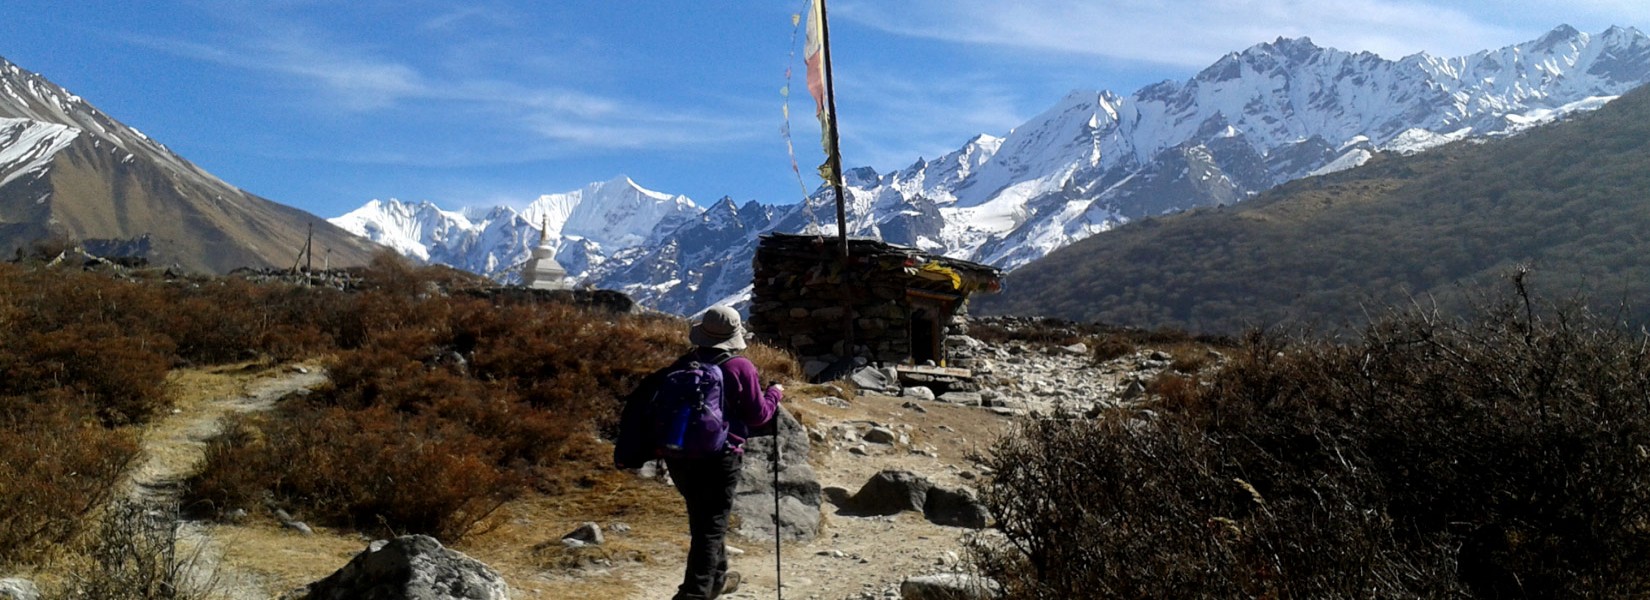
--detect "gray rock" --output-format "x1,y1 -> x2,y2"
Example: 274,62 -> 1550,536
901,401 -> 928,413
843,470 -> 932,516
735,407 -> 822,541
803,360 -> 832,380
937,391 -> 982,406
562,522 -> 602,545
1061,342 -> 1089,355
850,366 -> 895,392
862,427 -> 898,445
900,573 -> 1001,600
924,486 -> 990,529
901,386 -> 936,401
285,535 -> 508,600
0,578 -> 39,600
637,460 -> 672,485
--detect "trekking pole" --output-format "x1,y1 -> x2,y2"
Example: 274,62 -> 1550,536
773,406 -> 784,600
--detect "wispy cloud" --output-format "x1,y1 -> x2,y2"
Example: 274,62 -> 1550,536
123,6 -> 763,157
836,0 -> 1523,65
833,69 -> 1027,169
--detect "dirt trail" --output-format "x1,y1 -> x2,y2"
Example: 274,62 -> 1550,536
117,365 -> 328,600
603,391 -> 1021,600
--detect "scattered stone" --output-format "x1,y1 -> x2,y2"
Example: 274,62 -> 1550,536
850,444 -> 871,456
637,460 -> 672,485
812,395 -> 850,408
283,535 -> 508,600
902,401 -> 928,413
562,522 -> 602,546
1061,342 -> 1089,355
803,360 -> 832,380
842,470 -> 932,516
607,522 -> 631,534
1150,350 -> 1172,361
900,573 -> 1001,600
862,427 -> 898,445
726,544 -> 745,556
1121,379 -> 1147,400
850,366 -> 897,393
937,391 -> 982,406
0,578 -> 39,600
924,486 -> 991,529
902,386 -> 936,401
288,521 -> 315,536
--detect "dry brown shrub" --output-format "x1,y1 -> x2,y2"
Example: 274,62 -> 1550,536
185,284 -> 719,541
3,324 -> 173,425
975,291 -> 1650,598
0,399 -> 140,566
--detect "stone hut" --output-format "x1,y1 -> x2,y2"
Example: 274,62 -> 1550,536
749,233 -> 1001,380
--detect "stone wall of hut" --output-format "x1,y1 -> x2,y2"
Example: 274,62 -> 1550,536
750,249 -> 970,370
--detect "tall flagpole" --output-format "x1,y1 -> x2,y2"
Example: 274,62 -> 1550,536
816,0 -> 848,261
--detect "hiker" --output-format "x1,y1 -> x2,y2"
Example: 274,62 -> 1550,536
616,305 -> 783,599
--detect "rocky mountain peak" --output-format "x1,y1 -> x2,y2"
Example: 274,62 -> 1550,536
331,25 -> 1650,316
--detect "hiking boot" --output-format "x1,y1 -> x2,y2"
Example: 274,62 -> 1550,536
720,571 -> 741,595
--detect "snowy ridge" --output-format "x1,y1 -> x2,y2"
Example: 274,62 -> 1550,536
0,117 -> 78,187
329,176 -> 697,281
335,25 -> 1650,315
0,56 -> 240,193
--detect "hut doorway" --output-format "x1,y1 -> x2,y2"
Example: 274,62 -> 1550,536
907,293 -> 953,365
910,307 -> 938,364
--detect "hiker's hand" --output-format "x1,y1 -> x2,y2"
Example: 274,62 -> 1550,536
768,383 -> 784,396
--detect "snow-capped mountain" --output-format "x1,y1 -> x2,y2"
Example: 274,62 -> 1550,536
334,25 -> 1650,315
332,176 -> 698,281
0,55 -> 380,272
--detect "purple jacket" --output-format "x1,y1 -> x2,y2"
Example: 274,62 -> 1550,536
711,353 -> 781,453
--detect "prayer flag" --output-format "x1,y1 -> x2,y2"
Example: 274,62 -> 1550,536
803,0 -> 838,184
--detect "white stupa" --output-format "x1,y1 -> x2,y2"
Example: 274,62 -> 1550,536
522,217 -> 571,290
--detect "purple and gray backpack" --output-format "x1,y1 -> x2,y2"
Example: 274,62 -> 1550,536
644,352 -> 734,460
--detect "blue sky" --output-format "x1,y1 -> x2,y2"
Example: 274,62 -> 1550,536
2,1 -> 1646,218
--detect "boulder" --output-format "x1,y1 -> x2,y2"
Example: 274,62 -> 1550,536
842,470 -> 932,516
734,407 -> 822,541
0,578 -> 39,600
902,386 -> 936,401
900,573 -> 1001,600
850,365 -> 895,392
937,391 -> 982,406
284,535 -> 508,600
862,426 -> 898,445
924,486 -> 991,529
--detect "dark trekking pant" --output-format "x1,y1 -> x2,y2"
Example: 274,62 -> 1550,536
665,451 -> 743,600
